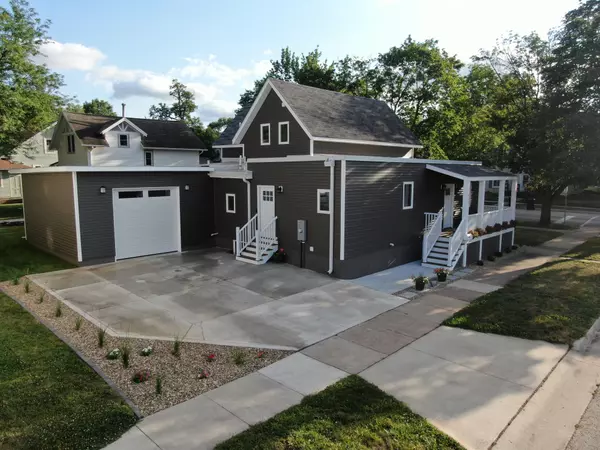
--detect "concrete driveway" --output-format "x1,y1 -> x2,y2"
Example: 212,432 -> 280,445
32,249 -> 407,350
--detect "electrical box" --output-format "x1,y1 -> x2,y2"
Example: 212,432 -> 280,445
297,219 -> 306,242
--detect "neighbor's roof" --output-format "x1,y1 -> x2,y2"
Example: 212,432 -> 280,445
0,159 -> 30,170
214,106 -> 250,147
63,112 -> 207,149
428,164 -> 518,179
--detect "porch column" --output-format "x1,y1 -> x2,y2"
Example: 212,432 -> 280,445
478,180 -> 485,228
462,180 -> 471,236
510,179 -> 518,221
497,179 -> 506,218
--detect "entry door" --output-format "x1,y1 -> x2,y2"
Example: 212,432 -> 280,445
443,183 -> 455,228
257,185 -> 275,229
112,187 -> 181,260
9,175 -> 22,198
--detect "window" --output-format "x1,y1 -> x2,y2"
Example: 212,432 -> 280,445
317,189 -> 330,214
118,191 -> 143,199
226,193 -> 236,213
402,181 -> 414,210
118,134 -> 129,147
148,190 -> 170,198
260,123 -> 270,145
262,190 -> 274,202
492,180 -> 500,188
67,134 -> 75,154
45,139 -> 53,152
278,122 -> 289,144
144,150 -> 153,166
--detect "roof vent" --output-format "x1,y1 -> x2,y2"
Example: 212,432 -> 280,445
121,103 -> 126,118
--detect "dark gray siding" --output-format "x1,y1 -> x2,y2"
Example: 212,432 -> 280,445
21,173 -> 78,263
466,240 -> 480,263
241,90 -> 310,158
483,234 -> 501,257
213,178 -> 248,249
314,140 -> 414,157
248,161 -> 339,274
221,147 -> 243,158
339,161 -> 448,278
77,172 -> 214,264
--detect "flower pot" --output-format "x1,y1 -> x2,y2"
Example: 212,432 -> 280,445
437,273 -> 447,282
415,280 -> 426,291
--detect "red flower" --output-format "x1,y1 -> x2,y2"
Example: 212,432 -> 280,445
206,353 -> 216,362
256,351 -> 265,359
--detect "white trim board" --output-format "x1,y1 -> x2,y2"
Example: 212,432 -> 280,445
313,137 -> 421,149
208,171 -> 253,180
101,117 -> 148,137
340,159 -> 346,261
10,166 -> 214,174
247,155 -> 482,165
426,164 -> 517,181
142,147 -> 207,151
71,172 -> 83,262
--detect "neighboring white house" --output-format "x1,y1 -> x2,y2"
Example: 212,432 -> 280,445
51,111 -> 207,167
486,171 -> 529,193
10,124 -> 58,168
0,159 -> 30,199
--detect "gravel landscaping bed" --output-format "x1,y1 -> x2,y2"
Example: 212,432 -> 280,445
1,279 -> 293,416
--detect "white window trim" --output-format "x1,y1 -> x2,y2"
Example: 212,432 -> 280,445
278,121 -> 289,145
260,123 -> 270,146
0,172 -> 3,188
144,150 -> 154,166
317,189 -> 331,215
118,134 -> 130,148
403,181 -> 414,210
225,193 -> 236,213
66,134 -> 76,154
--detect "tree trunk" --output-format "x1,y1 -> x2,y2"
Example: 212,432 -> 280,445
539,194 -> 553,226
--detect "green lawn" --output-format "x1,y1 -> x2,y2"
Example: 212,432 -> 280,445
0,226 -> 73,281
563,237 -> 600,261
0,203 -> 23,219
518,220 -> 576,230
216,375 -> 463,450
0,293 -> 137,449
444,259 -> 600,345
515,227 -> 563,247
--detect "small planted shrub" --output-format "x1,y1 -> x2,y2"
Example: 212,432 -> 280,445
512,244 -> 519,250
37,292 -> 44,304
488,255 -> 496,262
198,369 -> 210,379
256,351 -> 265,359
74,316 -> 83,331
155,376 -> 163,395
121,344 -> 131,368
476,228 -> 487,236
494,223 -> 503,232
132,370 -> 150,384
140,346 -> 153,357
411,274 -> 430,291
469,229 -> 479,238
477,260 -> 484,266
231,349 -> 246,366
485,225 -> 494,234
24,280 -> 30,294
434,268 -> 450,282
172,337 -> 181,358
270,248 -> 287,263
494,251 -> 503,257
501,221 -> 509,230
98,328 -> 106,348
107,348 -> 121,360
510,219 -> 517,228
12,276 -> 19,286
505,247 -> 512,254
54,302 -> 62,318
206,353 -> 216,363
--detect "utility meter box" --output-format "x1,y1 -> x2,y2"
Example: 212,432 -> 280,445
297,219 -> 307,242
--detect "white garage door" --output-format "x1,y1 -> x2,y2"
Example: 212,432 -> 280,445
113,187 -> 181,260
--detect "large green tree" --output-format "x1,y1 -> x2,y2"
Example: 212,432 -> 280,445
0,0 -> 65,157
83,98 -> 116,116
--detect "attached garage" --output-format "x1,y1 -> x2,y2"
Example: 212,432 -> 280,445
17,167 -> 215,265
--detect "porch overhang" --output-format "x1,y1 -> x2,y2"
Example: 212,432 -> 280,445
426,164 -> 518,182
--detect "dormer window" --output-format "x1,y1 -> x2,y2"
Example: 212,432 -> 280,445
260,124 -> 270,146
118,134 -> 129,147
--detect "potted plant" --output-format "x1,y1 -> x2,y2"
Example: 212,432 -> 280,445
485,225 -> 494,234
270,248 -> 287,263
494,223 -> 503,232
434,268 -> 450,282
502,221 -> 509,229
412,274 -> 430,291
510,219 -> 517,228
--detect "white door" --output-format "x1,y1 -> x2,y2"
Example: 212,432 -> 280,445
112,187 -> 181,260
9,175 -> 22,198
257,185 -> 275,228
443,183 -> 455,228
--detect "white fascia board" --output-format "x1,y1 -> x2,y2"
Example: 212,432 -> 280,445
208,171 -> 253,180
142,147 -> 206,151
101,117 -> 148,137
425,164 -> 518,181
247,155 -> 483,165
232,81 -> 273,144
213,144 -> 244,149
313,137 -> 422,149
10,166 -> 214,174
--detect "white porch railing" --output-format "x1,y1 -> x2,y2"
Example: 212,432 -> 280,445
235,213 -> 258,256
448,219 -> 467,266
256,216 -> 278,261
502,207 -> 514,222
422,208 -> 443,260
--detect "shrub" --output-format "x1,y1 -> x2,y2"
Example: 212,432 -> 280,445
469,229 -> 479,238
494,223 -> 503,232
502,221 -> 509,229
155,376 -> 162,395
231,349 -> 246,366
121,345 -> 131,368
476,228 -> 487,236
54,302 -> 62,318
485,225 -> 494,234
140,346 -> 153,357
132,370 -> 150,384
477,260 -> 484,266
37,292 -> 44,304
505,247 -> 512,253
270,248 -> 287,263
24,280 -> 30,294
12,276 -> 19,286
488,255 -> 496,262
198,369 -> 209,379
512,244 -> 519,250
74,316 -> 83,331
206,353 -> 216,363
106,348 -> 121,360
97,328 -> 106,348
172,337 -> 181,358
494,251 -> 503,257
510,219 -> 517,227
256,351 -> 265,359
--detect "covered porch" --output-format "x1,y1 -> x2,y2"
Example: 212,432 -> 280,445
422,164 -> 518,269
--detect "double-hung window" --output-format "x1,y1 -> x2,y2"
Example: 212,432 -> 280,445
317,189 -> 331,214
403,181 -> 414,210
118,134 -> 129,147
278,122 -> 289,144
144,150 -> 153,166
260,124 -> 270,145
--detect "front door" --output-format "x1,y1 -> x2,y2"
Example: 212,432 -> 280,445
9,175 -> 22,198
443,183 -> 455,228
257,185 -> 275,229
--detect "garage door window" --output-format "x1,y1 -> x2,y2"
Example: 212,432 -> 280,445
149,190 -> 171,198
118,191 -> 143,199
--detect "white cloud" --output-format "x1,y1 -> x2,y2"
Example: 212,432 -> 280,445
36,40 -> 106,71
263,49 -> 273,55
175,56 -> 271,86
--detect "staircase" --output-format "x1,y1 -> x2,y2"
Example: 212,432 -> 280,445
235,214 -> 279,265
422,235 -> 465,269
236,236 -> 279,264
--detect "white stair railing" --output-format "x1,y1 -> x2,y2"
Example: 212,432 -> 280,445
256,216 -> 278,261
422,208 -> 443,261
447,219 -> 467,266
235,214 -> 258,256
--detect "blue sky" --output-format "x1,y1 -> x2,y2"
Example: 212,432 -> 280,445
16,0 -> 579,122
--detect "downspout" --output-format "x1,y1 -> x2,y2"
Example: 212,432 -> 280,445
243,177 -> 251,222
326,158 -> 335,275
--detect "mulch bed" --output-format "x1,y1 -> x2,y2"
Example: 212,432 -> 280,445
1,279 -> 293,416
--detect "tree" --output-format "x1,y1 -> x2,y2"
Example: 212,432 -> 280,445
0,0 -> 66,157
83,98 -> 116,116
149,79 -> 197,122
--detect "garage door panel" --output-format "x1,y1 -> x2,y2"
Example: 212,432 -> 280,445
113,187 -> 180,260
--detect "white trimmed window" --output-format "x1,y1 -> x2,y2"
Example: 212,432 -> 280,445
260,123 -> 270,145
118,134 -> 129,147
317,189 -> 330,214
226,193 -> 236,213
144,150 -> 153,166
67,134 -> 75,154
45,139 -> 53,153
278,121 -> 289,145
403,181 -> 414,210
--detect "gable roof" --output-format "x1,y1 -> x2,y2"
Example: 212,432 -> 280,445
214,106 -> 250,147
62,112 -> 206,149
232,78 -> 422,148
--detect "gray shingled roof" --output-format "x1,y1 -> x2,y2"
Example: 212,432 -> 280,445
214,106 -> 249,147
269,79 -> 421,146
430,164 -> 517,178
64,112 -> 206,149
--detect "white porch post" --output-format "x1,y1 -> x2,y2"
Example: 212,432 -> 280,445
478,180 -> 485,228
510,179 -> 518,221
462,180 -> 471,234
497,179 -> 506,219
